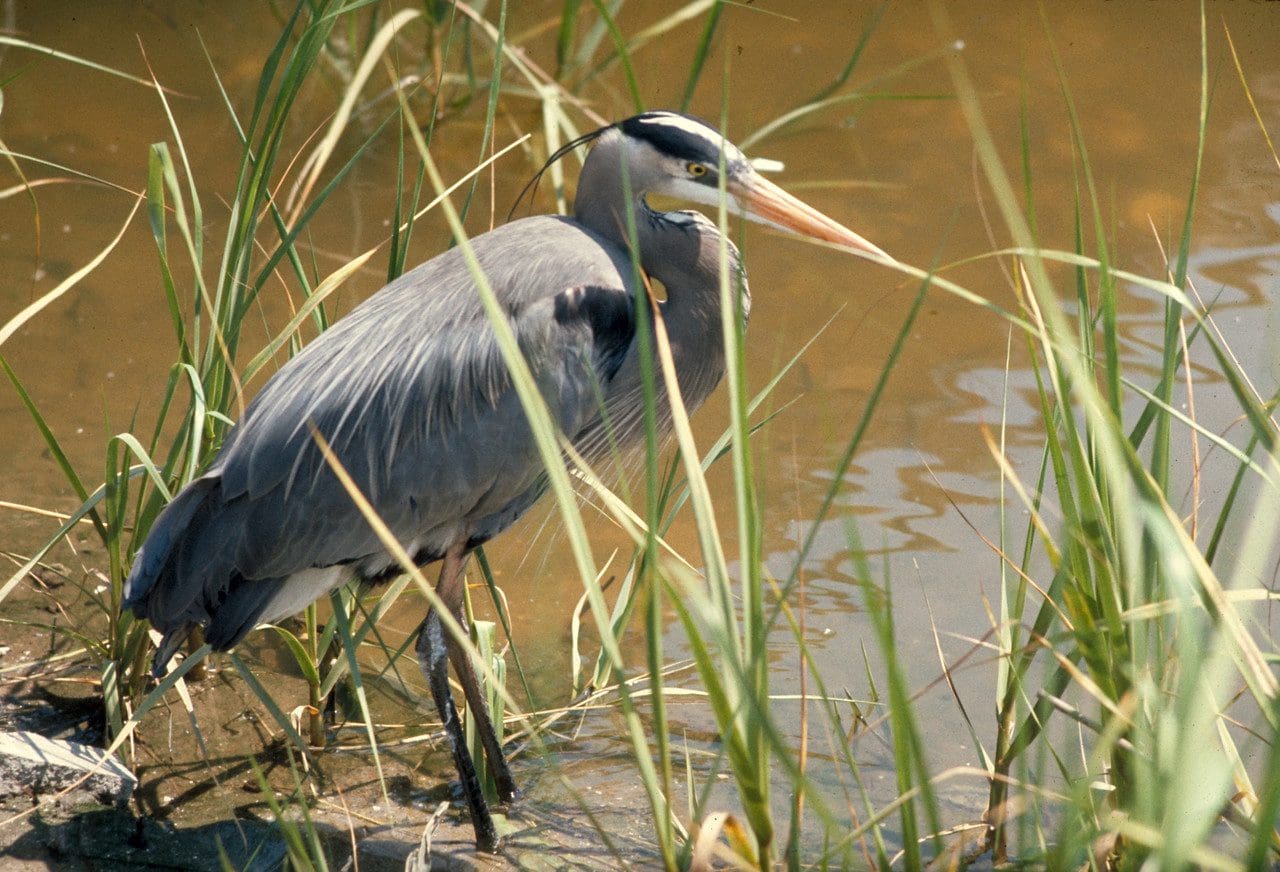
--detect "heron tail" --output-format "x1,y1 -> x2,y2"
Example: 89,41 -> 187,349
123,478 -> 225,675
122,477 -> 217,614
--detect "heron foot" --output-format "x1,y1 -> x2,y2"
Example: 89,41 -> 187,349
474,812 -> 501,854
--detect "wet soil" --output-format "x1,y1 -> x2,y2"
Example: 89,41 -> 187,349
0,582 -> 662,870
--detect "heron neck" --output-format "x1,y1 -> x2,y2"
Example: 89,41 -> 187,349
574,137 -> 657,262
573,135 -> 723,296
574,135 -> 748,411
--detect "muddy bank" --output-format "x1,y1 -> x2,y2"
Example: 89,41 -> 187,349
0,582 -> 661,870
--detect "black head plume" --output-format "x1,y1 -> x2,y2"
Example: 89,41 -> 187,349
508,122 -> 615,221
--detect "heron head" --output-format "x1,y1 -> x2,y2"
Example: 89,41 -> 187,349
613,110 -> 891,261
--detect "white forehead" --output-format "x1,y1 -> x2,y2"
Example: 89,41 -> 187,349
634,112 -> 748,163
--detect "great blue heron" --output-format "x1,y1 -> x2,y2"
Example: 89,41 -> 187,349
122,110 -> 887,852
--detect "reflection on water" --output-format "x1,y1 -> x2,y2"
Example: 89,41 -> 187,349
2,0 -> 1279,844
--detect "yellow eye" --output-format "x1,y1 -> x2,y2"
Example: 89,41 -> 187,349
687,162 -> 708,177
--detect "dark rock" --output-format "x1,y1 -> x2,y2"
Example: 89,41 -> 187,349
0,730 -> 136,808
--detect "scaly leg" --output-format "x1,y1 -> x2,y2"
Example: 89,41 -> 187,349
415,546 -> 499,852
433,545 -> 518,803
444,615 -> 518,803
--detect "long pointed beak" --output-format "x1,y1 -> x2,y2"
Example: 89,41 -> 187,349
731,172 -> 892,262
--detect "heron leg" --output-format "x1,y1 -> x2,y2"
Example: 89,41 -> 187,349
415,547 -> 498,852
434,548 -> 518,803
443,616 -> 519,803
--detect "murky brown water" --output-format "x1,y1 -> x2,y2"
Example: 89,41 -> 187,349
3,0 -> 1279,855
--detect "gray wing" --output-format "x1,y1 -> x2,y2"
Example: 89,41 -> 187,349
124,216 -> 638,642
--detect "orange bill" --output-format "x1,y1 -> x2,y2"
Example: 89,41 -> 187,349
731,172 -> 892,262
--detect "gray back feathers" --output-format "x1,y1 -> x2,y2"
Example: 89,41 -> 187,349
124,117 -> 750,663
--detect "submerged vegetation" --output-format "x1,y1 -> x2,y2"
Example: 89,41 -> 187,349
1,2 -> 1279,869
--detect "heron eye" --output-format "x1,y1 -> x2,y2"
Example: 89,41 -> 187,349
687,162 -> 708,178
